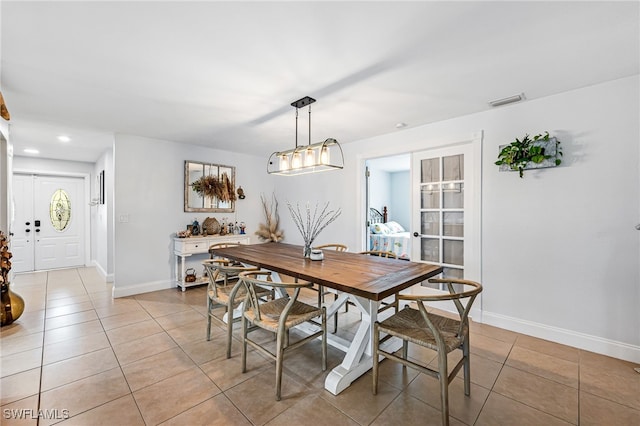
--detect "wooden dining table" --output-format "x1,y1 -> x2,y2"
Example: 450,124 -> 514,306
211,242 -> 443,395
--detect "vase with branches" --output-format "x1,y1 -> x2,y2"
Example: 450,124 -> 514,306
287,201 -> 342,258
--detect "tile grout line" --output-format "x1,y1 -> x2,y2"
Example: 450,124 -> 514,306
35,271 -> 50,426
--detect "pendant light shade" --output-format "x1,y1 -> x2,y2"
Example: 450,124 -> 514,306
267,96 -> 344,176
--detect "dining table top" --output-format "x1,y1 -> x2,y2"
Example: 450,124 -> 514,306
210,242 -> 443,301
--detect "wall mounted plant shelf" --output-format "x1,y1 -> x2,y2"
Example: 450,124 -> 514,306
495,132 -> 562,178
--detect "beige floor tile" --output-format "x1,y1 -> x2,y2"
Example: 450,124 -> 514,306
165,317 -> 223,346
506,345 -> 579,388
105,319 -> 163,346
55,394 -> 145,426
470,321 -> 519,344
0,368 -> 41,406
42,320 -> 104,345
514,334 -> 580,363
200,347 -> 272,391
41,347 -> 118,391
0,347 -> 43,378
225,368 -> 314,426
133,367 -> 220,425
493,365 -> 578,423
425,349 -> 503,391
373,356 -> 421,391
154,308 -> 205,331
43,332 -> 110,365
159,394 -> 252,426
371,392 -> 466,426
44,310 -> 98,331
136,299 -> 194,318
322,370 -> 402,425
39,368 -> 130,426
0,394 -> 39,426
0,332 -> 43,357
406,373 -> 490,425
45,295 -> 91,309
45,301 -> 94,319
46,288 -> 88,301
579,390 -> 640,425
0,311 -> 45,339
580,349 -> 639,378
112,331 -> 177,365
121,347 -> 195,391
180,336 -> 231,365
469,333 -> 513,364
93,298 -> 144,319
267,393 -> 360,426
580,365 -> 640,410
476,392 -> 573,426
99,309 -> 152,330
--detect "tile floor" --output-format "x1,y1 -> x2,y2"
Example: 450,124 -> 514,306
1,267 -> 638,425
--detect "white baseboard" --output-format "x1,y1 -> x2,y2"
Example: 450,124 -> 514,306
482,311 -> 640,364
91,260 -> 114,283
112,279 -> 175,298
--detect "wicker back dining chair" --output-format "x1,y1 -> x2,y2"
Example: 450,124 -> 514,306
239,270 -> 327,401
311,244 -> 349,332
372,278 -> 483,426
202,259 -> 270,359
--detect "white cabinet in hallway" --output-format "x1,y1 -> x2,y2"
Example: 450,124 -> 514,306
173,235 -> 250,291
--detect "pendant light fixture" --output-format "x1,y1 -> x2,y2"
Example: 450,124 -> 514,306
267,96 -> 344,176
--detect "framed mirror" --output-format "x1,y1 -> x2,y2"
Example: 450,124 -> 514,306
184,160 -> 236,212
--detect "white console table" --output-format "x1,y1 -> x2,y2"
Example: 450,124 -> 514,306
173,235 -> 250,291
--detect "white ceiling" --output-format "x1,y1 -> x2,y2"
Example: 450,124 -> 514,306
1,1 -> 638,163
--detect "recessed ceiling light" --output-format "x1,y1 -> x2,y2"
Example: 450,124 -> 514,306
24,148 -> 39,154
395,122 -> 407,129
57,135 -> 71,142
489,93 -> 526,107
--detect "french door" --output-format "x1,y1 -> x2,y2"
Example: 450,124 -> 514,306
12,174 -> 86,272
411,140 -> 481,283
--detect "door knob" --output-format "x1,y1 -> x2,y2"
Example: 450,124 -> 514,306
35,229 -> 40,233
636,224 -> 640,230
413,232 -> 420,237
25,229 -> 31,233
25,221 -> 30,226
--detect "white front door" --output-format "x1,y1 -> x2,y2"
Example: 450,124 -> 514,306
12,174 -> 86,272
411,138 -> 482,283
11,175 -> 35,273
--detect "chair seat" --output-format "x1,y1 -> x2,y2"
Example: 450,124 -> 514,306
208,281 -> 270,308
378,307 -> 465,353
244,297 -> 323,332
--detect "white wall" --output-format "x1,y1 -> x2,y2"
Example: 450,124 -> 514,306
269,75 -> 640,362
112,134 -> 277,296
92,148 -> 114,281
367,168 -> 390,218
389,170 -> 410,230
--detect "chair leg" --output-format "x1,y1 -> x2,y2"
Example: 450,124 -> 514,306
438,350 -> 450,426
226,305 -> 233,359
372,322 -> 380,395
275,327 -> 285,401
206,298 -> 212,341
463,334 -> 471,396
241,315 -> 248,374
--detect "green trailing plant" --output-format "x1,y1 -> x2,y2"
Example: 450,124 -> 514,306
495,131 -> 562,178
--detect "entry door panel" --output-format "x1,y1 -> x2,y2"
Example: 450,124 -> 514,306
34,176 -> 85,270
11,175 -> 35,273
12,174 -> 85,271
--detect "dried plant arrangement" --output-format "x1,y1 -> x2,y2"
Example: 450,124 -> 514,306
255,193 -> 284,242
287,200 -> 341,257
191,172 -> 237,202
